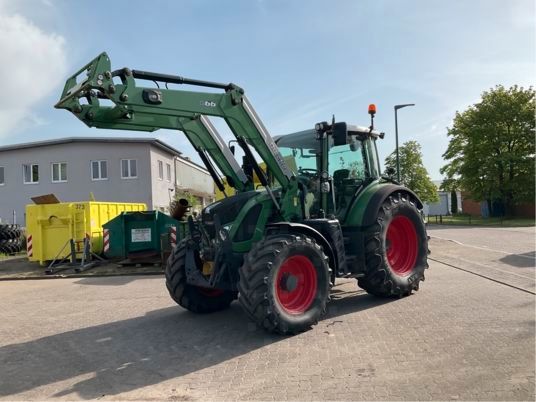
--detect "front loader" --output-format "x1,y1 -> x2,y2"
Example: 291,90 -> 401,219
56,53 -> 429,334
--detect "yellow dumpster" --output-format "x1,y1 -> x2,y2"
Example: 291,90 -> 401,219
26,201 -> 146,265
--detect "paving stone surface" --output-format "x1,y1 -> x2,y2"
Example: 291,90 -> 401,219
427,225 -> 535,257
428,225 -> 535,294
0,256 -> 534,400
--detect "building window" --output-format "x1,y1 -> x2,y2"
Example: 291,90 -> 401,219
158,160 -> 164,180
121,159 -> 137,179
0,166 -> 4,185
91,160 -> 108,180
23,164 -> 39,184
51,162 -> 67,183
166,163 -> 171,182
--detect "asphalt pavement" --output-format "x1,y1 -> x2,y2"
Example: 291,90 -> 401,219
427,225 -> 535,257
427,225 -> 535,294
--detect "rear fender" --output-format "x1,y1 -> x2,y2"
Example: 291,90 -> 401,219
345,181 -> 423,227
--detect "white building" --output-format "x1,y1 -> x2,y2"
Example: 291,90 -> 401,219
174,156 -> 215,211
0,137 -> 214,225
423,180 -> 462,216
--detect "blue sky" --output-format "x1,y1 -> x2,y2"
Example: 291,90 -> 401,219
0,0 -> 534,179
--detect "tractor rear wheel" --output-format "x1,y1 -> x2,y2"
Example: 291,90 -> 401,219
358,192 -> 428,297
165,240 -> 236,314
238,235 -> 330,334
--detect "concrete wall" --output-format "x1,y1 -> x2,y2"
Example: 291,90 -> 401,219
0,142 -> 154,225
462,191 -> 535,218
513,203 -> 536,219
427,192 -> 449,216
149,146 -> 176,213
461,192 -> 483,217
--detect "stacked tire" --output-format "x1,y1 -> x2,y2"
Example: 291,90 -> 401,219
0,224 -> 24,254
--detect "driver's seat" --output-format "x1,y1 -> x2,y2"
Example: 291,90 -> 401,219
333,169 -> 350,209
333,169 -> 350,188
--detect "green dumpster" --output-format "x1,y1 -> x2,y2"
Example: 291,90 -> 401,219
103,211 -> 187,260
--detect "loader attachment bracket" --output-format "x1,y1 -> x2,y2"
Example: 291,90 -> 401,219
55,52 -> 112,111
54,52 -> 144,130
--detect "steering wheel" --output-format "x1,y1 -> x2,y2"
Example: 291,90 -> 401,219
297,168 -> 319,197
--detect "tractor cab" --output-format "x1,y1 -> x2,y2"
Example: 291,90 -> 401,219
275,121 -> 383,221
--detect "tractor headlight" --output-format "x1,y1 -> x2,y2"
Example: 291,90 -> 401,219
219,228 -> 229,242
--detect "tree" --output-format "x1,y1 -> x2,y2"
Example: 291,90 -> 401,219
441,85 -> 535,216
385,140 -> 439,203
450,191 -> 458,214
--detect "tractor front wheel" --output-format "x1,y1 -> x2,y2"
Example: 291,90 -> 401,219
165,240 -> 236,314
238,235 -> 330,334
358,192 -> 428,297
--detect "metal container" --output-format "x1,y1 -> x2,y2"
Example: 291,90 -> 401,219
103,211 -> 184,260
26,201 -> 146,265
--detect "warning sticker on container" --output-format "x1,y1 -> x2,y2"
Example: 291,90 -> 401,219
131,228 -> 151,242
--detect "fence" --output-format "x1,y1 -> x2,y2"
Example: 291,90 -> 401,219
425,214 -> 531,226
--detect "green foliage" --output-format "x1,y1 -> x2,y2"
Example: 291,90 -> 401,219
439,177 -> 458,192
441,85 -> 535,215
385,140 -> 439,203
450,191 -> 458,214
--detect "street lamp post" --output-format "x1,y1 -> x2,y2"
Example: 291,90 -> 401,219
394,103 -> 415,183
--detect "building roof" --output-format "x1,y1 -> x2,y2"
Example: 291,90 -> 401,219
0,137 -> 182,156
175,155 -> 210,174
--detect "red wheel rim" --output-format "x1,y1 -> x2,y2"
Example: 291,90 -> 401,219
275,255 -> 317,315
386,216 -> 418,276
197,287 -> 224,297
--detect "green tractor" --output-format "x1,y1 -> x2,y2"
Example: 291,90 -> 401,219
56,53 -> 429,334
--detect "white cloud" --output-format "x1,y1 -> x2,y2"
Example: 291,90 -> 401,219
510,0 -> 535,29
0,9 -> 66,137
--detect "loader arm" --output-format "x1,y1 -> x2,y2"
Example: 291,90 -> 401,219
178,115 -> 249,193
55,53 -> 296,214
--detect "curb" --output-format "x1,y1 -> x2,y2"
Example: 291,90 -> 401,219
0,271 -> 164,282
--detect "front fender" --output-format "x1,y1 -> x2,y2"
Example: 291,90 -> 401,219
265,222 -> 337,275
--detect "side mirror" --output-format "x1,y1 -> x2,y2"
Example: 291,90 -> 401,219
230,145 -> 235,155
332,122 -> 348,146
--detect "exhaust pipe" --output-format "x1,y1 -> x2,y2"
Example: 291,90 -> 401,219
171,198 -> 190,220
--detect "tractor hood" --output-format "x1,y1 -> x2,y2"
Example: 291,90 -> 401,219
201,190 -> 260,237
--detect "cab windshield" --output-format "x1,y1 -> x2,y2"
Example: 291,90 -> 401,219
276,128 -> 377,218
276,129 -> 369,180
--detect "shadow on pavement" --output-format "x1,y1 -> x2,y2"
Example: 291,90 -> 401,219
499,251 -> 536,268
0,289 -> 392,399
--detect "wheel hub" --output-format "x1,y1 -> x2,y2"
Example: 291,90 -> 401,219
275,255 -> 317,315
279,273 -> 298,292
